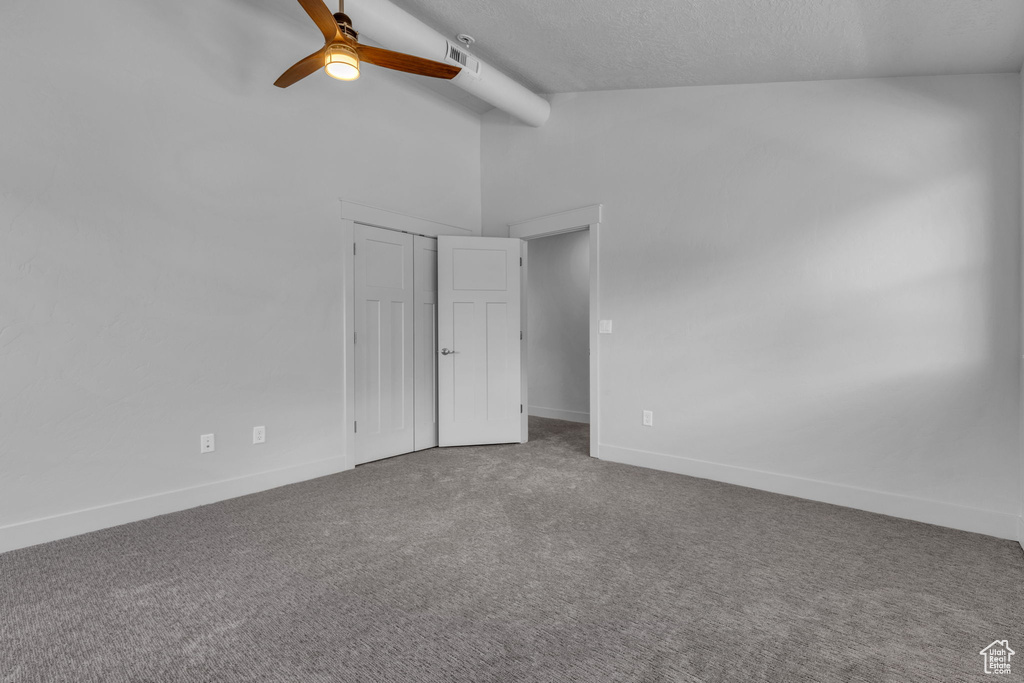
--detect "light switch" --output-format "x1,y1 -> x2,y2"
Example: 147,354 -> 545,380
599,320 -> 613,334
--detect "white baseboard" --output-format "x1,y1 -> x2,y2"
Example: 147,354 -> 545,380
1018,516 -> 1024,552
599,443 -> 1019,541
529,405 -> 590,424
0,456 -> 353,555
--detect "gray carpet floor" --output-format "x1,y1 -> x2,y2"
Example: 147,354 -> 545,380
1,417 -> 1022,682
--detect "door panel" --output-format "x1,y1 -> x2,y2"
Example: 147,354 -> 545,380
414,236 -> 438,451
452,248 -> 508,290
485,302 -> 510,419
438,236 -> 524,447
355,225 -> 415,463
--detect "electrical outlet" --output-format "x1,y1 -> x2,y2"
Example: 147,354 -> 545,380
253,426 -> 266,444
200,433 -> 215,453
599,319 -> 613,334
642,410 -> 653,427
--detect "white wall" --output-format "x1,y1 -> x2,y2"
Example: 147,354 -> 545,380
483,74 -> 1022,539
527,231 -> 590,422
0,0 -> 481,551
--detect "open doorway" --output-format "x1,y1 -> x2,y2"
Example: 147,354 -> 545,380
526,230 -> 591,425
511,204 -> 603,459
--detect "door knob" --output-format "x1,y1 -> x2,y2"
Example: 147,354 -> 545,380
440,348 -> 455,355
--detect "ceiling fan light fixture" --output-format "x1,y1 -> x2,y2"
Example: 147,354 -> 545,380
325,43 -> 360,81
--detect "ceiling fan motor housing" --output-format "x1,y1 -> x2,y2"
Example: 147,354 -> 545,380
333,13 -> 358,40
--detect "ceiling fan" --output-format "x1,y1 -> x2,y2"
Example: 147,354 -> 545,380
275,0 -> 461,87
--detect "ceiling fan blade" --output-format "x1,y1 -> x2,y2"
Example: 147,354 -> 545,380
358,45 -> 461,80
274,48 -> 327,88
297,0 -> 341,44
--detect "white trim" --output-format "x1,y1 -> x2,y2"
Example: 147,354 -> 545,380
600,443 -> 1019,540
529,406 -> 590,424
0,456 -> 350,554
508,205 -> 602,460
510,205 -> 602,240
341,217 -> 357,470
520,241 -> 530,442
340,200 -> 473,238
588,218 -> 601,458
1018,515 -> 1023,551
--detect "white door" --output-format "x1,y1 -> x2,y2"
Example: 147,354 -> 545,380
413,236 -> 438,451
437,236 -> 525,447
354,224 -> 415,463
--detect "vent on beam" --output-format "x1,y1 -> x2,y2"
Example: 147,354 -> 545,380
448,44 -> 467,65
444,41 -> 480,78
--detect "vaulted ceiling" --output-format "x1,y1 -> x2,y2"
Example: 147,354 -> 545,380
386,0 -> 1024,94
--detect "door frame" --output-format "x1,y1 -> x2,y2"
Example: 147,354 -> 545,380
509,205 -> 603,459
341,200 -> 474,468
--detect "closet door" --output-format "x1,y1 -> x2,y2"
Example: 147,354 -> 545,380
437,236 -> 525,447
354,224 -> 415,463
414,236 -> 439,451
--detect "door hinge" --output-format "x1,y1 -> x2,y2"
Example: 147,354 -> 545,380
353,243 -> 357,255
354,331 -> 357,344
520,257 -> 522,266
354,421 -> 358,433
520,404 -> 523,413
520,331 -> 523,340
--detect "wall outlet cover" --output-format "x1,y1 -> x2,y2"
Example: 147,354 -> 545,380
643,410 -> 653,427
253,426 -> 266,444
200,434 -> 215,453
599,320 -> 613,334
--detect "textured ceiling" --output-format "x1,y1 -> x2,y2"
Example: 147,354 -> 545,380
385,0 -> 1024,94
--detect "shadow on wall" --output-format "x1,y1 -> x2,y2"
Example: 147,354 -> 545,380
674,80 -> 1011,491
